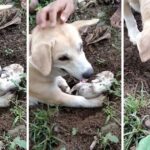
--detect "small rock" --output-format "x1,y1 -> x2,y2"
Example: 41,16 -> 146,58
101,122 -> 118,134
78,0 -> 86,7
8,125 -> 26,137
145,119 -> 150,129
130,146 -> 136,150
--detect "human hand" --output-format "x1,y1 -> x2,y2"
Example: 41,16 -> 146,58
36,0 -> 75,28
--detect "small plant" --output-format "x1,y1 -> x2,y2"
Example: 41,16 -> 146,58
109,78 -> 121,98
4,48 -> 14,56
124,94 -> 149,150
12,73 -> 26,93
71,128 -> 78,136
30,107 -> 63,150
98,132 -> 119,149
2,135 -> 26,150
10,100 -> 26,126
103,105 -> 120,125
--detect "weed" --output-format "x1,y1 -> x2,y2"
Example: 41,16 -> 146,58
4,49 -> 14,56
97,131 -> 119,150
1,135 -> 26,150
124,94 -> 149,150
30,106 -> 64,150
12,73 -> 26,93
103,105 -> 120,126
109,78 -> 121,98
71,128 -> 78,136
10,100 -> 26,127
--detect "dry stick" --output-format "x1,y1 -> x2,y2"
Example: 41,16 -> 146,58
90,136 -> 98,150
0,16 -> 21,30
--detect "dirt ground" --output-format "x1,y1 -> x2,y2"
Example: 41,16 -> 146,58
30,1 -> 121,150
0,4 -> 26,147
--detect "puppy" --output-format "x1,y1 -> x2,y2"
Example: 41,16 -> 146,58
124,0 -> 150,62
136,0 -> 150,62
29,19 -> 106,108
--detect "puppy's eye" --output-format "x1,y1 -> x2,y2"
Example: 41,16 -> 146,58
58,55 -> 70,61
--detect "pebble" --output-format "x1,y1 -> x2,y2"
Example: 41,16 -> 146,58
145,119 -> 150,129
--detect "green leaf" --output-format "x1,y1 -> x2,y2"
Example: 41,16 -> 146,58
72,128 -> 78,136
137,135 -> 150,150
106,133 -> 119,143
13,137 -> 26,149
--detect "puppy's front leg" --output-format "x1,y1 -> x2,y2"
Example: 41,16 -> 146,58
124,0 -> 140,44
56,76 -> 71,93
55,89 -> 103,108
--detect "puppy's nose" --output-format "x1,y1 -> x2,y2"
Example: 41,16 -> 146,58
82,68 -> 94,79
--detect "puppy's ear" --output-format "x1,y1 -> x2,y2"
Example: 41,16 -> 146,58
137,32 -> 150,62
31,41 -> 55,76
72,19 -> 99,33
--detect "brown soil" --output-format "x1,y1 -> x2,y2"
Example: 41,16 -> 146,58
30,1 -> 121,150
0,4 -> 26,147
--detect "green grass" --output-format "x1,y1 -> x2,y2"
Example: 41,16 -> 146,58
1,135 -> 26,150
10,100 -> 26,127
30,106 -> 64,150
124,93 -> 150,150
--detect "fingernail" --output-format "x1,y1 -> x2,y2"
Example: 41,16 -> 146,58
61,15 -> 67,22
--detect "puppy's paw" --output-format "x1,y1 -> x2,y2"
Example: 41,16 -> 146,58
87,95 -> 107,107
29,96 -> 39,106
73,95 -> 104,108
128,29 -> 140,45
57,76 -> 71,94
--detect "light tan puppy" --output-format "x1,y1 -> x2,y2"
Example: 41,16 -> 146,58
136,0 -> 150,62
30,19 -> 105,108
124,0 -> 150,62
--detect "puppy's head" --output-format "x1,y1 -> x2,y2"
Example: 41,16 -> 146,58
31,19 -> 99,80
137,29 -> 150,62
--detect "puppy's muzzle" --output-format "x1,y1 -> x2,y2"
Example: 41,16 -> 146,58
82,68 -> 94,79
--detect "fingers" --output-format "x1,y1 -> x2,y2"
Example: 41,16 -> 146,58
36,3 -> 60,28
60,1 -> 75,23
49,6 -> 58,27
36,0 -> 75,28
36,7 -> 48,28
